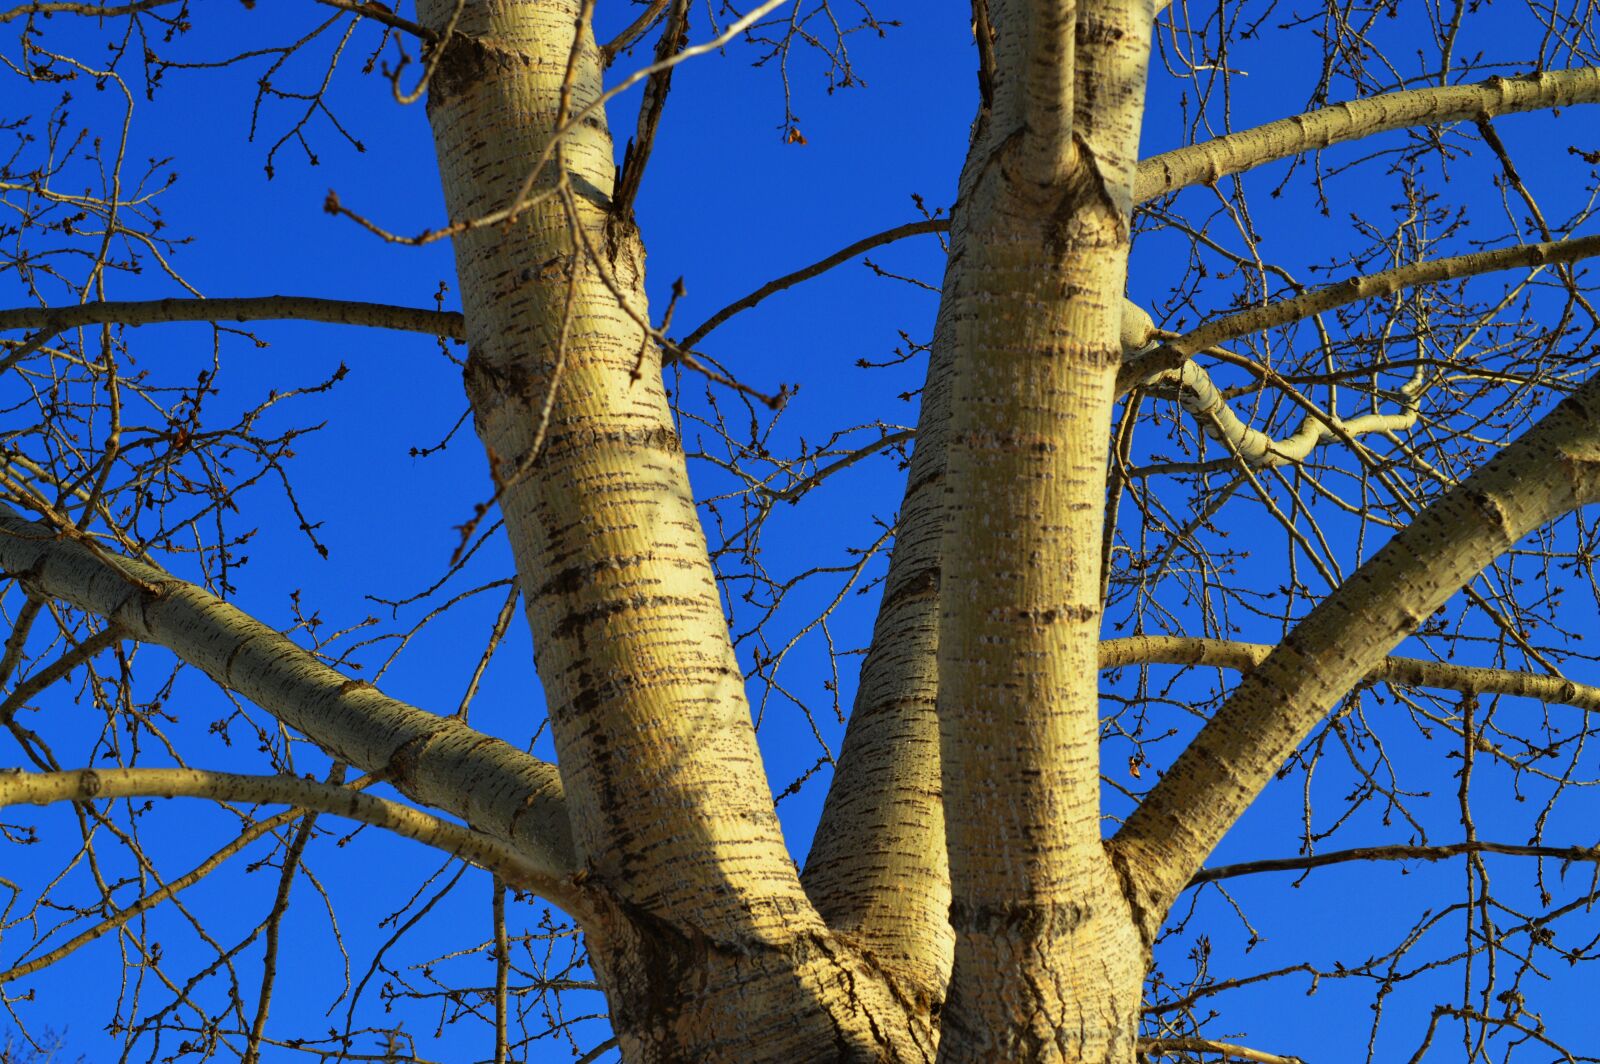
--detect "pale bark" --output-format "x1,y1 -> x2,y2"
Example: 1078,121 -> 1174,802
0,503 -> 575,877
1134,67 -> 1600,205
418,2 -> 931,1058
802,60 -> 1600,1018
800,210 -> 962,1002
1100,636 -> 1600,713
0,767 -> 579,909
9,6 -> 1597,1061
932,2 -> 1154,1059
1111,374 -> 1600,937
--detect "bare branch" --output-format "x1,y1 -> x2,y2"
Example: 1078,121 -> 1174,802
314,0 -> 437,41
0,0 -> 175,23
1135,67 -> 1600,205
599,0 -> 670,64
0,623 -> 123,721
0,296 -> 464,340
1119,232 -> 1600,397
1101,636 -> 1600,713
1112,369 -> 1600,938
1,805 -> 304,985
611,0 -> 688,222
1140,1037 -> 1307,1064
0,768 -> 583,909
1191,840 -> 1600,887
676,218 -> 948,353
0,503 -> 575,878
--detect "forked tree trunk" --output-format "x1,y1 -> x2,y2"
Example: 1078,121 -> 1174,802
419,0 -> 1155,1060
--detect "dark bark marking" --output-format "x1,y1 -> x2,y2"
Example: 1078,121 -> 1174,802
947,898 -> 1088,937
429,34 -> 538,106
552,592 -> 707,640
880,565 -> 939,614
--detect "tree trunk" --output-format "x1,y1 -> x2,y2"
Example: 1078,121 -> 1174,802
419,1 -> 935,1058
930,3 -> 1155,1060
418,0 -> 1160,1058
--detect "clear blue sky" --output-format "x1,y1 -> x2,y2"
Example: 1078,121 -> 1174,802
4,3 -> 1598,1062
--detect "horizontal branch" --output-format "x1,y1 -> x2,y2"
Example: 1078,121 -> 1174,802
1135,66 -> 1600,204
1192,839 -> 1600,886
675,218 -> 948,353
1100,636 -> 1600,712
0,296 -> 465,340
1118,232 -> 1600,396
1140,1037 -> 1306,1064
0,0 -> 174,22
0,504 -> 574,878
0,768 -> 582,909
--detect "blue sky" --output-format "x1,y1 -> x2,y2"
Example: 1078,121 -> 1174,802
4,2 -> 1599,1061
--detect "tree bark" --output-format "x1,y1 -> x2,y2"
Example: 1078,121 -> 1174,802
0,503 -> 575,876
418,1 -> 933,1057
930,3 -> 1155,1060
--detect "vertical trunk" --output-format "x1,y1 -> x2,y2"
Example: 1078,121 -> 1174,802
419,1 -> 933,1058
801,113 -> 1016,1005
934,3 -> 1154,1060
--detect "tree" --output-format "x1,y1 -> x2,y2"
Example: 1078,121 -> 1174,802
2,0 -> 1599,1061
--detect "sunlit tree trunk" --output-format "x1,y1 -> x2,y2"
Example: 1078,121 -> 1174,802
419,0 -> 1161,1057
418,0 -> 933,1058
10,2 -> 1600,1060
924,3 -> 1155,1060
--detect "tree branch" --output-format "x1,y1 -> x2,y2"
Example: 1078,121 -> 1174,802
0,296 -> 464,340
1118,232 -> 1600,397
0,0 -> 174,22
0,623 -> 123,721
0,503 -> 575,878
1,804 -> 304,985
1110,369 -> 1600,940
675,218 -> 948,353
611,0 -> 687,222
682,70 -> 1600,372
1100,636 -> 1600,713
599,0 -> 670,64
314,0 -> 437,41
0,768 -> 583,909
985,0 -> 1076,187
1185,233 -> 1600,360
1140,1037 -> 1306,1064
1135,66 -> 1600,205
1190,839 -> 1600,887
